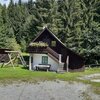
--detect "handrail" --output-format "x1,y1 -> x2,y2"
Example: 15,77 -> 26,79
46,47 -> 59,60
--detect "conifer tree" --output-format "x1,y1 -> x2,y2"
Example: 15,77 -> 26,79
0,0 -> 100,63
80,0 -> 100,63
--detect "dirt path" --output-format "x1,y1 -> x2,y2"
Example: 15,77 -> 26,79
0,80 -> 99,100
78,73 -> 100,82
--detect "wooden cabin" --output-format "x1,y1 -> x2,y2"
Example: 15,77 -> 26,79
27,28 -> 85,72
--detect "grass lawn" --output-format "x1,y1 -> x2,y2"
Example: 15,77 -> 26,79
0,66 -> 100,94
0,66 -> 99,83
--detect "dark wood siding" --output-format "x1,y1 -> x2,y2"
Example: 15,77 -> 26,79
0,49 -> 10,63
28,28 -> 85,71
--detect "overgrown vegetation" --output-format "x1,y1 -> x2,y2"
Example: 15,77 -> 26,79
0,0 -> 100,64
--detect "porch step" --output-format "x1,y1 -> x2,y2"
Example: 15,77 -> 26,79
56,70 -> 66,74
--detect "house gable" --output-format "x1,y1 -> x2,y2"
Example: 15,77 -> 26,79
33,28 -> 64,54
28,28 -> 85,71
33,28 -> 83,55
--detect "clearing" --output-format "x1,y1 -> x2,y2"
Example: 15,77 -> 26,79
0,80 -> 99,100
0,66 -> 100,100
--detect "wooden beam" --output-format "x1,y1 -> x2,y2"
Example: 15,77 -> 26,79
66,56 -> 69,72
5,51 -> 19,53
29,55 -> 32,70
4,57 -> 17,66
1,50 -> 27,68
59,54 -> 61,63
7,53 -> 15,69
18,53 -> 27,67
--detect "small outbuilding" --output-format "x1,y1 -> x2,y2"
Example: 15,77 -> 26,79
27,28 -> 85,72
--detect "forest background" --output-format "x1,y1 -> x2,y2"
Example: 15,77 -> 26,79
0,0 -> 100,64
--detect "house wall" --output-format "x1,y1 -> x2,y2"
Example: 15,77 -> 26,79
32,53 -> 59,71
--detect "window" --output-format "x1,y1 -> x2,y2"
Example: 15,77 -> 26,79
42,56 -> 48,64
51,41 -> 56,47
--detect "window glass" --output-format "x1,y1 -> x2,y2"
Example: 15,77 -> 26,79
42,56 -> 48,64
51,41 -> 56,47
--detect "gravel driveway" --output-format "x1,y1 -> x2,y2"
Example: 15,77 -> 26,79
0,80 -> 99,100
78,73 -> 100,82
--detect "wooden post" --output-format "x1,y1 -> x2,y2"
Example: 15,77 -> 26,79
3,51 -> 27,68
8,53 -> 15,69
59,54 -> 61,63
29,54 -> 32,70
66,56 -> 69,72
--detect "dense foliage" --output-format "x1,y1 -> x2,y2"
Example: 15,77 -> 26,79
0,0 -> 100,64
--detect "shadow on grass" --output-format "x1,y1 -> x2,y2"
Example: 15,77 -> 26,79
21,66 -> 29,70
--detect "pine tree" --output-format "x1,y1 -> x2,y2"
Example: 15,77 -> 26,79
18,0 -> 22,6
1,5 -> 8,24
33,0 -> 58,32
80,0 -> 100,63
27,0 -> 34,14
0,0 -> 100,63
57,0 -> 83,50
0,4 -> 3,25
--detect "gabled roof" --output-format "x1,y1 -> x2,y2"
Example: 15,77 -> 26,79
31,28 -> 84,60
33,28 -> 66,47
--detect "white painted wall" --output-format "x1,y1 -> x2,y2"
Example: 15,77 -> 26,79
48,55 -> 58,71
32,53 -> 59,71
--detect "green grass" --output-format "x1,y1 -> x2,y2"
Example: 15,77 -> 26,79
0,66 -> 99,83
0,66 -> 57,83
0,66 -> 100,94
